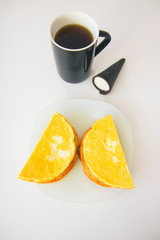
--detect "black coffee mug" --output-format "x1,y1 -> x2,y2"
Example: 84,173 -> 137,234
50,12 -> 111,83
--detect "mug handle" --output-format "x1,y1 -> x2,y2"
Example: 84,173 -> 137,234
95,30 -> 111,56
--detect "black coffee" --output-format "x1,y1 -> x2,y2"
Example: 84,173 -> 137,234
55,24 -> 93,49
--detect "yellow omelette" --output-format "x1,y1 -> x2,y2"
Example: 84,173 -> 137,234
80,114 -> 135,189
18,112 -> 79,183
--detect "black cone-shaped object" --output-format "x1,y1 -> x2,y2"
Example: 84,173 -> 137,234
92,58 -> 125,95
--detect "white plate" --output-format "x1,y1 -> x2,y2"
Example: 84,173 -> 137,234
29,99 -> 134,203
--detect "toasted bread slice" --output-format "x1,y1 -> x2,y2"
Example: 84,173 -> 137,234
18,112 -> 79,183
80,115 -> 135,189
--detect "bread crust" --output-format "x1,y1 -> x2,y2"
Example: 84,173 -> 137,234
80,129 -> 110,187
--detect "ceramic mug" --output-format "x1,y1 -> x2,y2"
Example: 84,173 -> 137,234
50,11 -> 111,83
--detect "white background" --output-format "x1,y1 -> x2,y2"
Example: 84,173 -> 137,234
1,0 -> 160,239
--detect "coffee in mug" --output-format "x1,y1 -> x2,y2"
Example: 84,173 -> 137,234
55,24 -> 93,49
50,12 -> 111,83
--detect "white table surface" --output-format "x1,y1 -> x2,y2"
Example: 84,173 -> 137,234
1,0 -> 160,239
